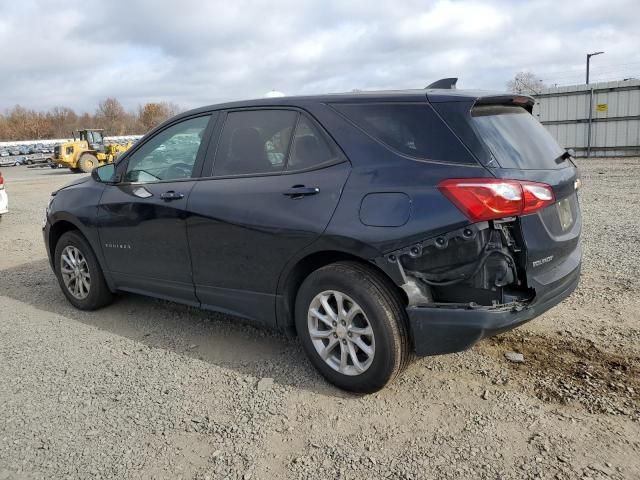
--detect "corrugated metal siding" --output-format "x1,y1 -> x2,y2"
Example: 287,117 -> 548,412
533,79 -> 640,157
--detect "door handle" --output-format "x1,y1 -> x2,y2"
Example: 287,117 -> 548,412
282,186 -> 320,198
160,191 -> 185,201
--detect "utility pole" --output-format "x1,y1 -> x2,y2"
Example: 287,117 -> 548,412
586,51 -> 604,158
586,51 -> 604,84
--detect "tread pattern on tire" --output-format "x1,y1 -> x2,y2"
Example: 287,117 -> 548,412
78,153 -> 98,173
330,261 -> 413,384
298,260 -> 413,391
54,230 -> 113,310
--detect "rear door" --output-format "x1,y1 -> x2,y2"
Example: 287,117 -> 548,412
187,109 -> 350,326
466,104 -> 581,294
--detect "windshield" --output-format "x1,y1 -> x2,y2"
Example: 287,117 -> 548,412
89,131 -> 104,144
471,105 -> 566,170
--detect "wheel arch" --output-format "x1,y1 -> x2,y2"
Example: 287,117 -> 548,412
47,216 -> 116,292
48,219 -> 82,262
276,249 -> 408,335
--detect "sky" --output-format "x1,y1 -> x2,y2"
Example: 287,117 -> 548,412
1,0 -> 639,113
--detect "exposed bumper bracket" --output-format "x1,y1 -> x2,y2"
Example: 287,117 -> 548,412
407,261 -> 581,356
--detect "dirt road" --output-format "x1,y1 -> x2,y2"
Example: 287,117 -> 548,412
0,160 -> 638,479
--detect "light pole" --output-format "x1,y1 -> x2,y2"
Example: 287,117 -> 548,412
586,51 -> 604,158
586,51 -> 604,84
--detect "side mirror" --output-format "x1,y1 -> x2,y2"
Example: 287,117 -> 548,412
567,148 -> 576,158
92,163 -> 117,183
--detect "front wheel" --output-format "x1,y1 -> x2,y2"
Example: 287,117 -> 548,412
78,153 -> 98,173
295,261 -> 412,393
54,231 -> 113,310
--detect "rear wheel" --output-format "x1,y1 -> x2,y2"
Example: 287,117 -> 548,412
54,231 -> 113,310
78,153 -> 98,173
295,261 -> 412,393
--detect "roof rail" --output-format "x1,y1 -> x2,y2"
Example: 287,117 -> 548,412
426,78 -> 458,89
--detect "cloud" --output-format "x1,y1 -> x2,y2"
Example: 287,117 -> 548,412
1,0 -> 638,112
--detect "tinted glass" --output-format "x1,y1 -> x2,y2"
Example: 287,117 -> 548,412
125,115 -> 210,182
471,105 -> 566,169
213,110 -> 297,176
333,103 -> 475,163
287,116 -> 337,171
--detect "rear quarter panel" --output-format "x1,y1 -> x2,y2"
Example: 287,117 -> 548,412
310,102 -> 493,255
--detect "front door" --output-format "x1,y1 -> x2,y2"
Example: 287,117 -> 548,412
187,110 -> 350,325
97,114 -> 214,304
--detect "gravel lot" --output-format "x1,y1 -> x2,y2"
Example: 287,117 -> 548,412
0,159 -> 639,479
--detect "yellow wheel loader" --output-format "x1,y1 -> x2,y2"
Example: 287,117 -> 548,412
53,129 -> 132,173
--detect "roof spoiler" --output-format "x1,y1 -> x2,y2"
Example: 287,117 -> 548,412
426,78 -> 458,89
474,94 -> 535,113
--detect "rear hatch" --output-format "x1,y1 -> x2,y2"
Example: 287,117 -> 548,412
435,97 -> 581,297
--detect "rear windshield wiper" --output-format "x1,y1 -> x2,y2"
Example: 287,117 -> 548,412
554,149 -> 573,165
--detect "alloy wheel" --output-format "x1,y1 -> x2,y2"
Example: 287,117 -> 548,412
60,245 -> 91,300
307,290 -> 375,376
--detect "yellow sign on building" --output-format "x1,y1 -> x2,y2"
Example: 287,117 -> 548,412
596,103 -> 608,112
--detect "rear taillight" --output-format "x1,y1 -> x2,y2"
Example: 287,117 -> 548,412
0,174 -> 4,190
438,178 -> 555,222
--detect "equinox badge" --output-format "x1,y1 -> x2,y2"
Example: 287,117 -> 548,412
532,255 -> 553,268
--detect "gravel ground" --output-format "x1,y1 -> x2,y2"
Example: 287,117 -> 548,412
0,159 -> 639,479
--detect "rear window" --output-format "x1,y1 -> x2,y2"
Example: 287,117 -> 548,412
287,116 -> 338,171
213,110 -> 297,176
471,105 -> 566,170
332,103 -> 476,164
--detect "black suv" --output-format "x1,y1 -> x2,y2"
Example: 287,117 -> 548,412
44,86 -> 581,392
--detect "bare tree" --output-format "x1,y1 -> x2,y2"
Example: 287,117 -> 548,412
47,107 -> 78,138
138,102 -> 181,131
0,97 -> 176,141
0,115 -> 9,140
2,105 -> 51,140
507,71 -> 546,95
95,97 -> 127,135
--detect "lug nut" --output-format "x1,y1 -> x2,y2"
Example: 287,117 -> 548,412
342,339 -> 347,344
333,333 -> 338,338
348,332 -> 352,337
332,321 -> 337,326
341,320 -> 346,326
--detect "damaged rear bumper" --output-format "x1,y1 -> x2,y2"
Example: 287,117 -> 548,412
407,253 -> 581,356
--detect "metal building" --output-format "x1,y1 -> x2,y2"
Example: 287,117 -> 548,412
533,79 -> 640,157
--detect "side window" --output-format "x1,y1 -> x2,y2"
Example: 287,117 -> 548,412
286,116 -> 337,171
332,103 -> 476,164
212,110 -> 297,176
125,115 -> 210,183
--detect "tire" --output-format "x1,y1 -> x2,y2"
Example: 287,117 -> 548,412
26,159 -> 33,165
54,231 -> 113,310
70,167 -> 83,173
78,153 -> 98,173
295,261 -> 412,393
